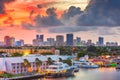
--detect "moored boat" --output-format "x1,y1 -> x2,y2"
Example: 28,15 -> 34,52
80,62 -> 99,68
116,63 -> 120,69
45,62 -> 74,78
74,56 -> 99,68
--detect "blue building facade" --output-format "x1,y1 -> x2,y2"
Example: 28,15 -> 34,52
66,34 -> 73,46
98,37 -> 104,46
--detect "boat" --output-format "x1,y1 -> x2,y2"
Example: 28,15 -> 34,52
45,62 -> 74,78
70,65 -> 79,72
116,63 -> 120,69
79,61 -> 99,68
73,56 -> 99,68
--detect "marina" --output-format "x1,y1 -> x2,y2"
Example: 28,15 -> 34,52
38,68 -> 120,80
0,54 -> 120,80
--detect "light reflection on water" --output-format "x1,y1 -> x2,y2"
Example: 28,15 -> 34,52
36,68 -> 120,80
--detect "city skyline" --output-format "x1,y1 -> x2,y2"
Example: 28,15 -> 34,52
1,34 -> 119,47
0,0 -> 120,44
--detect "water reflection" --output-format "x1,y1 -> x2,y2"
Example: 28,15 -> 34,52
35,68 -> 120,80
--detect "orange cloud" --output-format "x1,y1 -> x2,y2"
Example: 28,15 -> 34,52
0,0 -> 88,27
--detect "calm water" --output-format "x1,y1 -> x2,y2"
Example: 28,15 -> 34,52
36,68 -> 120,80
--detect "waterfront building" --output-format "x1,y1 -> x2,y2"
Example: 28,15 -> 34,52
0,55 -> 72,74
56,35 -> 64,46
0,48 -> 54,55
66,33 -> 73,46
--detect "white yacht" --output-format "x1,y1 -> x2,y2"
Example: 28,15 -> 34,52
45,62 -> 74,78
74,56 -> 99,68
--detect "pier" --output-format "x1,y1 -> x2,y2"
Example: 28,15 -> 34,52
7,74 -> 44,80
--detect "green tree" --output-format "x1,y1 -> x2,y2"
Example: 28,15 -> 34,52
77,50 -> 86,59
86,46 -> 98,56
40,52 -> 53,55
62,59 -> 72,66
11,52 -> 23,57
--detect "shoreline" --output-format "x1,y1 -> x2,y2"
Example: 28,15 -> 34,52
5,74 -> 44,80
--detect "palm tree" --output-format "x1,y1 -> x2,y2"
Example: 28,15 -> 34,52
22,59 -> 31,67
35,58 -> 42,73
35,58 -> 42,67
59,58 -> 63,62
47,57 -> 53,65
21,59 -> 31,73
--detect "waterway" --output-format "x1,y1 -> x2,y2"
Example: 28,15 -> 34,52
35,68 -> 120,80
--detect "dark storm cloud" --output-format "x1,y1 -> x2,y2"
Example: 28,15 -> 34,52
77,0 -> 120,26
22,7 -> 63,31
22,0 -> 120,34
0,0 -> 15,14
34,7 -> 63,27
62,6 -> 83,20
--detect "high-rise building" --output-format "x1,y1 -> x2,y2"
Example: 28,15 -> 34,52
106,42 -> 118,46
15,41 -> 21,47
56,35 -> 64,46
36,35 -> 39,39
36,34 -> 44,42
66,33 -> 73,46
73,39 -> 77,46
87,39 -> 94,46
47,38 -> 55,46
98,37 -> 104,46
4,36 -> 11,47
10,37 -> 15,47
20,39 -> 24,46
40,35 -> 44,42
76,37 -> 81,46
33,39 -> 41,46
34,34 -> 44,46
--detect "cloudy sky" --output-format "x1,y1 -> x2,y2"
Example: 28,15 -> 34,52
0,0 -> 120,44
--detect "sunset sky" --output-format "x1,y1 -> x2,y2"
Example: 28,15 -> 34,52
0,0 -> 120,44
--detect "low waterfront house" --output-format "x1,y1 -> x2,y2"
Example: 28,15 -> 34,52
0,55 -> 72,74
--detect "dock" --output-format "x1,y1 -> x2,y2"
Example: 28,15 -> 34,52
6,74 -> 44,80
